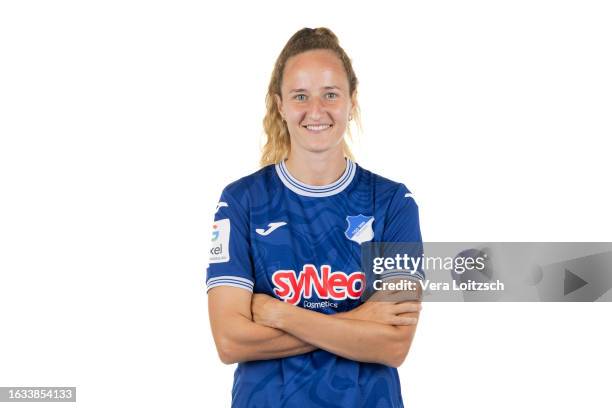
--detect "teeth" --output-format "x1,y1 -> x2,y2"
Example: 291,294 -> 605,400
305,124 -> 331,131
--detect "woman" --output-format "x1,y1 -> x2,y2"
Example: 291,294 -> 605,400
207,27 -> 424,408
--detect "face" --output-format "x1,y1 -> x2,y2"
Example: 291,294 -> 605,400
275,49 -> 355,156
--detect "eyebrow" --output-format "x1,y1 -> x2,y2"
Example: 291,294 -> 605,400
288,86 -> 341,93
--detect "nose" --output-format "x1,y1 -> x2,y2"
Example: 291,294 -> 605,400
306,97 -> 324,121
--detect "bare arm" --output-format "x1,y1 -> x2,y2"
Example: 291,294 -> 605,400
252,286 -> 422,368
208,286 -> 316,364
209,283 -> 421,365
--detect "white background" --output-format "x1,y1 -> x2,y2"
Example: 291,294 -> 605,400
1,1 -> 611,407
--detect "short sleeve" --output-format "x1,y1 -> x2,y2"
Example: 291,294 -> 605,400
206,187 -> 255,292
380,184 -> 425,281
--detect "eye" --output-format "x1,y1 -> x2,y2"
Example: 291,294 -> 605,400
294,94 -> 307,101
325,92 -> 338,100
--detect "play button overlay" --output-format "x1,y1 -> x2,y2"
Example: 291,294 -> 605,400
537,251 -> 612,301
564,269 -> 588,295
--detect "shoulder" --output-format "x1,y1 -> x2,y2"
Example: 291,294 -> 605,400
355,163 -> 416,203
220,165 -> 276,196
217,165 -> 278,210
360,165 -> 423,242
222,165 -> 274,194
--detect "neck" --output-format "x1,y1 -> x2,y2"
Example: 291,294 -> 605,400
285,148 -> 347,186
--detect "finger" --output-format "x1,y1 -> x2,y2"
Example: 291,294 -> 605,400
391,316 -> 418,326
394,302 -> 422,314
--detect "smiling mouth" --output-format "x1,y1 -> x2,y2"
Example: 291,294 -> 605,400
302,124 -> 333,131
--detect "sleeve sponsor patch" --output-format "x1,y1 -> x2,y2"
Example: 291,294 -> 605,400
209,218 -> 230,263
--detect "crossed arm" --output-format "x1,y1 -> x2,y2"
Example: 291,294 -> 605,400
208,284 -> 422,368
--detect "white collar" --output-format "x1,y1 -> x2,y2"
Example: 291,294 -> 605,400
275,158 -> 357,197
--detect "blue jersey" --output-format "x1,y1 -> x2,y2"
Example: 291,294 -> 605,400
207,158 -> 423,408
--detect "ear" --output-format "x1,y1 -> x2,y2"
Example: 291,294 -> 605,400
350,90 -> 358,118
274,94 -> 284,120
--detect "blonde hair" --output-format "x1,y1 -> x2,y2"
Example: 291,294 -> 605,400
260,27 -> 362,167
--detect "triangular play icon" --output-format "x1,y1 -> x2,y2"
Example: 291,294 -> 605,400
564,268 -> 588,296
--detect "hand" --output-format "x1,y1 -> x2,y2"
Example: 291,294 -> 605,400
345,300 -> 421,326
251,293 -> 286,328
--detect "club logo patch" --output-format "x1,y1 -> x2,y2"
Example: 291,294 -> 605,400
344,214 -> 374,244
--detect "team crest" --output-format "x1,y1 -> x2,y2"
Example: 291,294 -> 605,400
344,214 -> 374,244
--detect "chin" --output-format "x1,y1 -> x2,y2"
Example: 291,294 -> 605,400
297,135 -> 343,153
304,140 -> 342,154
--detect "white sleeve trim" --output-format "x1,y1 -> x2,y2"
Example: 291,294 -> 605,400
206,276 -> 254,293
380,269 -> 425,282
